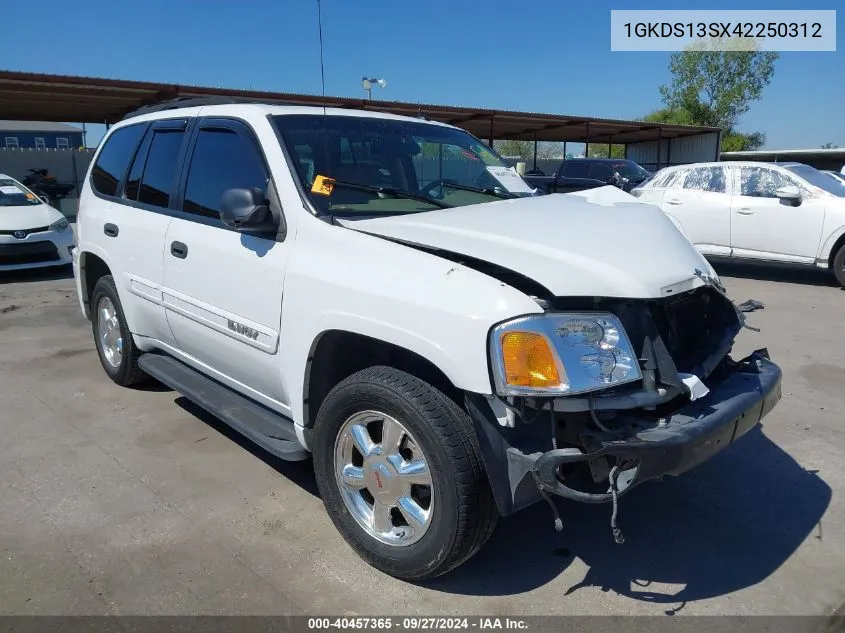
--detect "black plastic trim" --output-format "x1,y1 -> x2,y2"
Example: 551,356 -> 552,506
532,351 -> 782,504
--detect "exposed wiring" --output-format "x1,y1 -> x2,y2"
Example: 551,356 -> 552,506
609,465 -> 625,544
538,485 -> 563,532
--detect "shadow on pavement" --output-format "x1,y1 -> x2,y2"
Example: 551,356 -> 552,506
173,396 -> 319,499
0,264 -> 74,285
425,425 -> 830,607
712,260 -> 840,288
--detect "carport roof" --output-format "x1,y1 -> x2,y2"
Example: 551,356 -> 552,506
0,70 -> 719,145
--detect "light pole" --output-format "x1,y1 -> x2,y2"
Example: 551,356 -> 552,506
361,77 -> 387,100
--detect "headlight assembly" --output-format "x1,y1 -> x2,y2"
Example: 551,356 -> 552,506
49,218 -> 70,232
489,313 -> 641,396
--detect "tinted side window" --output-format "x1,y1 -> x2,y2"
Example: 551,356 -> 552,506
123,130 -> 152,201
589,163 -> 612,180
90,124 -> 146,196
137,130 -> 184,208
182,128 -> 268,219
561,162 -> 588,178
683,167 -> 726,193
739,167 -> 794,198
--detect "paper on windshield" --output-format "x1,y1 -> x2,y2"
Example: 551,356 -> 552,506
0,186 -> 21,195
485,166 -> 534,194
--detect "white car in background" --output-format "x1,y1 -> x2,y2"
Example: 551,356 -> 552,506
0,173 -> 74,271
632,161 -> 845,287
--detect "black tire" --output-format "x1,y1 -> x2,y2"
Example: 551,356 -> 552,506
313,366 -> 498,580
833,245 -> 845,288
90,275 -> 147,386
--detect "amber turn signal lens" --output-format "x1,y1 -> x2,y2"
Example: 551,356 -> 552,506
500,331 -> 561,388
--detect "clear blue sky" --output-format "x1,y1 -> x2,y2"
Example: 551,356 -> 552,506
3,0 -> 842,149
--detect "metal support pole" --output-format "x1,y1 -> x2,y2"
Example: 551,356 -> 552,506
585,121 -> 590,158
563,141 -> 567,159
657,127 -> 663,169
438,142 -> 443,181
533,135 -> 538,171
488,114 -> 495,147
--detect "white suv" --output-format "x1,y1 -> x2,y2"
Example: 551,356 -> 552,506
632,161 -> 845,287
73,100 -> 782,579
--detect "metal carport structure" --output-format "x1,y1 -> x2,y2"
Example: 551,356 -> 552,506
0,70 -> 721,170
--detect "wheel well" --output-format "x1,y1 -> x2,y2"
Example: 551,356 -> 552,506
304,330 -> 464,428
80,252 -> 111,317
828,234 -> 845,268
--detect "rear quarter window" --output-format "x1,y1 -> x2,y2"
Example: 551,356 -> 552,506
90,124 -> 147,197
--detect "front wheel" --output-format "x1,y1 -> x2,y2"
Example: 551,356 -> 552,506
312,366 -> 498,580
833,244 -> 845,288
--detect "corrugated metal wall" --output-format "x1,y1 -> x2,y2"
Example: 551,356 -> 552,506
626,132 -> 720,172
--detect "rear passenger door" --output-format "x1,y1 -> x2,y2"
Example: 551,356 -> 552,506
161,118 -> 291,408
85,120 -> 185,347
660,166 -> 732,257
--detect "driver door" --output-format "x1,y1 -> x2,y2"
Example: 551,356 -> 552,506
161,118 -> 292,404
728,165 -> 826,263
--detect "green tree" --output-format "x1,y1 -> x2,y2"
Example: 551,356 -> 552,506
644,37 -> 777,154
587,144 -> 625,158
721,131 -> 766,152
643,106 -> 767,152
659,37 -> 778,130
821,142 -> 839,149
493,139 -> 533,159
493,140 -> 563,161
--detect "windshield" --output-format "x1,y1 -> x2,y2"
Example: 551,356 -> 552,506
783,163 -> 845,197
272,115 -> 535,216
0,178 -> 41,207
610,161 -> 650,180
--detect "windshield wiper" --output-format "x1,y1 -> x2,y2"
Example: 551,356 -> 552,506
438,181 -> 519,199
329,179 -> 452,209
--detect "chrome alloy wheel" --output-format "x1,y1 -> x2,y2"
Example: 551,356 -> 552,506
334,411 -> 434,546
97,296 -> 123,368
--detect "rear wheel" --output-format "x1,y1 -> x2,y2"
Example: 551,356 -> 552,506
90,275 -> 147,386
313,366 -> 498,580
833,244 -> 845,288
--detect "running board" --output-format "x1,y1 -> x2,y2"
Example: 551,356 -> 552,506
138,354 -> 309,462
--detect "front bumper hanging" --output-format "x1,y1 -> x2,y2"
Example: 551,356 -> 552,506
467,349 -> 783,516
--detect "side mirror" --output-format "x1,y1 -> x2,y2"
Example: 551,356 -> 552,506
219,187 -> 277,233
775,185 -> 801,204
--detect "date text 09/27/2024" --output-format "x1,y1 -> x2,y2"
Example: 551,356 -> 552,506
307,617 -> 529,630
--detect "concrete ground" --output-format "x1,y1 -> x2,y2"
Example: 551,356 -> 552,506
0,261 -> 843,618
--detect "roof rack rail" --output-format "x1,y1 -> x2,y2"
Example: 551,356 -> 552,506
121,96 -> 275,120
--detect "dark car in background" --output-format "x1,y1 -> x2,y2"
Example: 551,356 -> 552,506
524,158 -> 651,194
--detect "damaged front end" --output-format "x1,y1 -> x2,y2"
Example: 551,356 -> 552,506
467,283 -> 783,541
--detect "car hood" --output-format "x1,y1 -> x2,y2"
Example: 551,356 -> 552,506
337,187 -> 715,299
0,203 -> 63,230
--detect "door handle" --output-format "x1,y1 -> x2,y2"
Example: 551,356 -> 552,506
103,223 -> 119,237
666,199 -> 682,205
735,208 -> 755,215
170,241 -> 188,259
